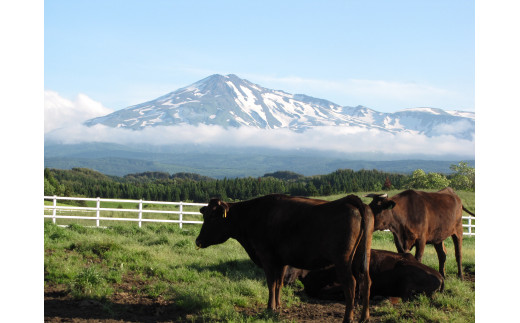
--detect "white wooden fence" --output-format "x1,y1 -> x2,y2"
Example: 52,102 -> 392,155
43,196 -> 205,228
43,196 -> 475,235
464,215 -> 476,236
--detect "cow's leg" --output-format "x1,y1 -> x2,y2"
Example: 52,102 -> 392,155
392,232 -> 405,253
275,266 -> 288,309
264,269 -> 277,310
414,239 -> 426,262
352,216 -> 373,323
352,248 -> 371,321
359,239 -> 372,322
433,241 -> 447,279
335,230 -> 363,323
335,261 -> 356,323
452,232 -> 464,279
263,265 -> 285,310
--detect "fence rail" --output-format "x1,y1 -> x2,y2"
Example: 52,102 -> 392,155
44,196 -> 475,235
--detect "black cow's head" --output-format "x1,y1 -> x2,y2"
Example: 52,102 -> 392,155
195,198 -> 232,249
364,193 -> 396,230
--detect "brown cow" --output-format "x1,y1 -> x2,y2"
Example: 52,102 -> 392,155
285,249 -> 444,301
195,194 -> 374,323
365,188 -> 475,279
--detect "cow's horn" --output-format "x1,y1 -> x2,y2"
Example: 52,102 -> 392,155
364,193 -> 388,198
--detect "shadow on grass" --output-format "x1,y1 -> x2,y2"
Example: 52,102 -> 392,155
45,290 -> 265,323
45,296 -> 191,322
187,259 -> 265,282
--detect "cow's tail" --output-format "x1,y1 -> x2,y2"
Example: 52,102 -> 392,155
462,205 -> 475,216
361,203 -> 374,275
345,195 -> 373,274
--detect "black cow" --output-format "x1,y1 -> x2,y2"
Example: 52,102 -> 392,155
286,249 -> 444,301
195,194 -> 374,323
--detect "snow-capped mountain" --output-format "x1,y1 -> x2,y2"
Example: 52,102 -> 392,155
85,74 -> 474,140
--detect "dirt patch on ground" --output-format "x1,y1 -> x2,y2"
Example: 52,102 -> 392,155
236,300 -> 357,323
45,284 -> 180,323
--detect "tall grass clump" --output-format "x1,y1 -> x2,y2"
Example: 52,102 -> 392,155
70,266 -> 113,299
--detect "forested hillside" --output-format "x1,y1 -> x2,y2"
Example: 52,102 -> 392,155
44,162 -> 474,203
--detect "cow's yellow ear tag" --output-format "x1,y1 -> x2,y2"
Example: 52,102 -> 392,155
223,209 -> 227,218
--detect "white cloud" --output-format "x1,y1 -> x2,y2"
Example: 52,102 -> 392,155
44,91 -> 113,133
46,123 -> 475,157
432,119 -> 474,135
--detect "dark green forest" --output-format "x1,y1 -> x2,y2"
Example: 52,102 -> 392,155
44,162 -> 474,203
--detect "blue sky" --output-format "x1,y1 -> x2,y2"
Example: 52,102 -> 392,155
45,0 -> 475,113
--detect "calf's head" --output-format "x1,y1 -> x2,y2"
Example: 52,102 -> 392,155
195,199 -> 232,249
365,193 -> 396,230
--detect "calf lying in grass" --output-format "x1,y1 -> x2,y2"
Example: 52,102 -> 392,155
285,249 -> 443,301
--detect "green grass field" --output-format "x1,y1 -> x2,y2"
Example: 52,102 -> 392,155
44,191 -> 475,322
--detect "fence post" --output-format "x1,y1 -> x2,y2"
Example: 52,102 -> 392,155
96,197 -> 101,227
52,195 -> 57,224
179,202 -> 183,229
138,199 -> 143,228
469,217 -> 473,236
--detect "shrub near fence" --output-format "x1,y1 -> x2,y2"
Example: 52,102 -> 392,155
44,195 -> 476,235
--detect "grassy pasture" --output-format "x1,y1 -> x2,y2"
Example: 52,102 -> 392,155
44,190 -> 475,322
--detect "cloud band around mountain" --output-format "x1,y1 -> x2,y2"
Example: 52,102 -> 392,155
46,123 -> 474,157
44,90 -> 474,158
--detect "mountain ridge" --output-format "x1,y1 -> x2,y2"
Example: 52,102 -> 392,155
84,74 -> 474,140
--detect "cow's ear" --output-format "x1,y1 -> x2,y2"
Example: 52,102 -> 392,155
217,201 -> 229,218
385,201 -> 396,210
200,206 -> 207,213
